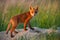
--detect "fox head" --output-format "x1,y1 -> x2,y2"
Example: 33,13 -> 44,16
29,6 -> 38,16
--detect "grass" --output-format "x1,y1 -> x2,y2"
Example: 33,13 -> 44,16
0,0 -> 60,31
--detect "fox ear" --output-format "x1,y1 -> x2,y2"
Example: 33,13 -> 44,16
35,6 -> 38,10
29,6 -> 33,10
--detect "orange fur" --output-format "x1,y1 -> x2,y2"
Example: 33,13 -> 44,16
6,6 -> 38,37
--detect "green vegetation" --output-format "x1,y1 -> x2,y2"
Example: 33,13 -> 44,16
0,0 -> 60,31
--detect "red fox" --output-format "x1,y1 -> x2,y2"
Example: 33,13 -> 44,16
6,6 -> 38,37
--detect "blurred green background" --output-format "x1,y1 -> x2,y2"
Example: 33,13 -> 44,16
0,0 -> 60,31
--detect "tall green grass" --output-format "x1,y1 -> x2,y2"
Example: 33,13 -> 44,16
0,0 -> 60,31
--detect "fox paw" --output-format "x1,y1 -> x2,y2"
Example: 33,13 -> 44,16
14,31 -> 18,34
11,35 -> 14,38
6,32 -> 8,34
30,28 -> 34,30
24,29 -> 28,31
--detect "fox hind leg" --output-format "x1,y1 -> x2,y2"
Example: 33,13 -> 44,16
10,25 -> 17,38
6,21 -> 11,34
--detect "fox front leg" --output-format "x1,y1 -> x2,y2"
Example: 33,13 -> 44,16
28,22 -> 34,30
24,19 -> 29,31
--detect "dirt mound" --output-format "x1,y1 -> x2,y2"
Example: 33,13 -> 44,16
0,27 -> 60,40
